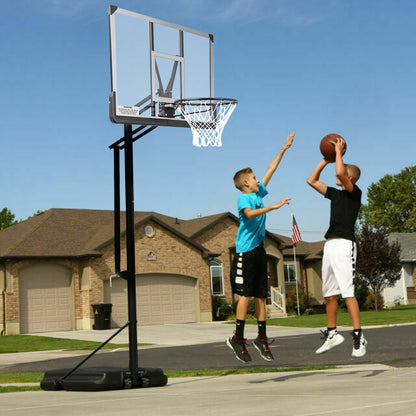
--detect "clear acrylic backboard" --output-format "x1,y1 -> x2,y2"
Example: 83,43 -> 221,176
108,5 -> 214,127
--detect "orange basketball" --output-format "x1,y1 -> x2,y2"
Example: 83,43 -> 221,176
320,133 -> 346,162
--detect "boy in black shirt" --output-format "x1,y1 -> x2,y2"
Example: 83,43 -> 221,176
307,136 -> 367,357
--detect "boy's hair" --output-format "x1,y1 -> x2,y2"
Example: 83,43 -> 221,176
233,167 -> 253,191
345,164 -> 361,183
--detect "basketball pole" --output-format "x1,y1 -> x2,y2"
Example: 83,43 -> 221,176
123,124 -> 139,387
113,144 -> 121,274
111,124 -> 157,388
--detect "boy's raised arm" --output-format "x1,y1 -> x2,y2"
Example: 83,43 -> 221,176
307,159 -> 329,196
243,198 -> 291,219
262,132 -> 295,186
334,137 -> 354,192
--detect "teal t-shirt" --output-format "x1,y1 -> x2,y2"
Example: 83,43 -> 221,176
235,181 -> 268,253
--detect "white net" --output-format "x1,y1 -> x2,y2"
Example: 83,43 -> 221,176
175,98 -> 237,147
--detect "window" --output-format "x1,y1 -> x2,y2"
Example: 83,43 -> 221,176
210,259 -> 224,296
144,225 -> 155,237
284,264 -> 297,283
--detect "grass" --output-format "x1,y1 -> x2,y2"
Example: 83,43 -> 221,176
0,373 -> 44,383
0,335 -> 131,354
0,386 -> 41,393
0,372 -> 44,394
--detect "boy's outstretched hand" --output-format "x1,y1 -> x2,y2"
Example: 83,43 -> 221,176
284,132 -> 295,149
271,197 -> 291,211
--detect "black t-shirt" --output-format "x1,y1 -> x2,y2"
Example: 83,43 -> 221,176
324,185 -> 362,241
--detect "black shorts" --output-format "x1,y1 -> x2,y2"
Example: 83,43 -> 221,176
230,244 -> 268,298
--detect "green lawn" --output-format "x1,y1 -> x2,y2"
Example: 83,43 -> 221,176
0,335 -> 130,354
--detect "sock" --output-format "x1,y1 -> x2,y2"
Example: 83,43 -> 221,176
235,319 -> 245,340
257,320 -> 267,339
327,327 -> 337,334
353,328 -> 362,337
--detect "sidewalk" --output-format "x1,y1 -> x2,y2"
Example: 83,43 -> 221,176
2,366 -> 416,416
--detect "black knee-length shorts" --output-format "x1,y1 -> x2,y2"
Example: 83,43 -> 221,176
230,244 -> 268,298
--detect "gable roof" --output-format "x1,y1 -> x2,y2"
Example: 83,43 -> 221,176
0,208 -> 291,260
277,234 -> 325,260
388,233 -> 416,261
0,209 -> 114,259
0,209 -> 218,260
154,211 -> 286,248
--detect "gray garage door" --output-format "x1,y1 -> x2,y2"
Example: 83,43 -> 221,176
19,264 -> 72,333
104,274 -> 196,326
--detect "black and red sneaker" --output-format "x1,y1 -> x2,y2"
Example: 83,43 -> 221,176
253,337 -> 274,361
226,334 -> 252,363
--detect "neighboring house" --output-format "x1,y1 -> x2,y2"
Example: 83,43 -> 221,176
278,232 -> 416,309
0,208 -> 289,335
279,236 -> 325,307
384,233 -> 416,307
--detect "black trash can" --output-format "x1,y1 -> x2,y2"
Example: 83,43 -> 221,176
91,303 -> 112,330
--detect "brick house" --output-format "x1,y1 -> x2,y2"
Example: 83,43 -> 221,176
0,208 -> 288,335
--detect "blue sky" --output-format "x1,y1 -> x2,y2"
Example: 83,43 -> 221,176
2,0 -> 415,241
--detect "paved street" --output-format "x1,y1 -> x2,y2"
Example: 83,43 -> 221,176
1,323 -> 415,372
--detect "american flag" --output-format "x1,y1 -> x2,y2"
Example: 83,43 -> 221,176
291,214 -> 302,246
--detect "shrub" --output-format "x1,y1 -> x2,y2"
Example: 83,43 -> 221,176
364,291 -> 385,311
285,287 -> 310,315
247,298 -> 256,316
228,298 -> 256,321
212,296 -> 233,321
338,283 -> 370,311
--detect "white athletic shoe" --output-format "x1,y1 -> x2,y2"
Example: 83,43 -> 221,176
352,331 -> 368,358
315,329 -> 344,354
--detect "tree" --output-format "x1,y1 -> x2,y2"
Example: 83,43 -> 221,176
356,225 -> 402,311
0,207 -> 18,230
359,165 -> 416,232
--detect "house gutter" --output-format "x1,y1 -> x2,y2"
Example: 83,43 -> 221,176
1,263 -> 6,336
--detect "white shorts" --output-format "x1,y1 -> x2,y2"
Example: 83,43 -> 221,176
322,238 -> 356,298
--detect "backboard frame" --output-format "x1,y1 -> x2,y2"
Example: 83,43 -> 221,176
108,5 -> 214,127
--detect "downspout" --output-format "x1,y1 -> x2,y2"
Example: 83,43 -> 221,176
1,262 -> 6,336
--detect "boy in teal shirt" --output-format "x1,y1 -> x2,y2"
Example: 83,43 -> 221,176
227,132 -> 294,363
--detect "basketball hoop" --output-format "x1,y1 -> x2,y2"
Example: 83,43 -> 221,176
175,98 -> 237,147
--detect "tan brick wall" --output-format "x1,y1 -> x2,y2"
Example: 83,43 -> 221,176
194,217 -> 238,305
89,220 -> 212,317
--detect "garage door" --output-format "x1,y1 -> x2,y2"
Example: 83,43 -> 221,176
104,274 -> 196,326
19,264 -> 72,333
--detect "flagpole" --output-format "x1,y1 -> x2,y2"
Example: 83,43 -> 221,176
292,234 -> 301,316
289,208 -> 301,316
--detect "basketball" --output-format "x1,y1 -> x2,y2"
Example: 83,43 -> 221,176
320,133 -> 346,162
